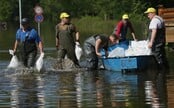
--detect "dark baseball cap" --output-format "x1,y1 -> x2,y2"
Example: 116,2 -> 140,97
21,18 -> 30,25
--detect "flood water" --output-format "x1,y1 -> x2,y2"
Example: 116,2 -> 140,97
0,49 -> 174,108
0,22 -> 174,108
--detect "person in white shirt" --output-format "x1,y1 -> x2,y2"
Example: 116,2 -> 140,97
144,7 -> 169,71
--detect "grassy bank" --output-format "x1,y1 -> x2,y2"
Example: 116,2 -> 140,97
72,16 -> 148,42
72,16 -> 117,42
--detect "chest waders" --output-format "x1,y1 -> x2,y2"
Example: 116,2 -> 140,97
148,17 -> 169,70
18,31 -> 37,67
83,35 -> 108,70
57,24 -> 79,68
83,36 -> 98,70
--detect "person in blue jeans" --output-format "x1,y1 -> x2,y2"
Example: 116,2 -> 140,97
12,18 -> 44,68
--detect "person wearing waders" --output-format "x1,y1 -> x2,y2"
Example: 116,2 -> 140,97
55,12 -> 80,68
83,34 -> 119,70
13,18 -> 44,68
144,7 -> 169,71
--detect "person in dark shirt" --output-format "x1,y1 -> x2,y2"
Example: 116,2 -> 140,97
83,34 -> 119,70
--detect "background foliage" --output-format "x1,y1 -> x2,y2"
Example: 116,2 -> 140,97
0,0 -> 173,22
0,0 -> 173,41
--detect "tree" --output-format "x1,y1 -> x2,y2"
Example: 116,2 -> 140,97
0,0 -> 173,21
0,0 -> 14,21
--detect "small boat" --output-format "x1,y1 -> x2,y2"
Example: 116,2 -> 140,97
102,55 -> 155,71
101,40 -> 155,71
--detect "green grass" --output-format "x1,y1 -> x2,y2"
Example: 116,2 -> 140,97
72,16 -> 117,42
72,16 -> 148,42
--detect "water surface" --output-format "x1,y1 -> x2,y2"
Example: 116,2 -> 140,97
0,22 -> 174,108
0,49 -> 174,108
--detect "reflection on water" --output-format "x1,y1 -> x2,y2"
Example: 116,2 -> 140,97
1,22 -> 174,107
167,74 -> 174,108
0,49 -> 174,107
144,75 -> 166,108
